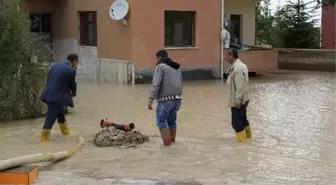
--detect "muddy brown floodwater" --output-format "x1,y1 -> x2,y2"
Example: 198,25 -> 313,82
0,70 -> 335,185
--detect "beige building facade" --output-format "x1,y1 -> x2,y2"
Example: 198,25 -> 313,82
24,0 -> 272,84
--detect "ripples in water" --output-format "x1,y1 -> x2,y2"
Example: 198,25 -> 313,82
0,71 -> 335,185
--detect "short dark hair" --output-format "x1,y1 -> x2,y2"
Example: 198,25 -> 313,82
156,50 -> 168,58
227,48 -> 238,58
67,53 -> 78,62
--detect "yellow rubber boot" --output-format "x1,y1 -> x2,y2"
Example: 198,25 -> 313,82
245,126 -> 252,140
59,122 -> 70,136
41,129 -> 51,142
236,129 -> 248,143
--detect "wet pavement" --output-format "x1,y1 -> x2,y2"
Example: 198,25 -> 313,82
0,70 -> 335,185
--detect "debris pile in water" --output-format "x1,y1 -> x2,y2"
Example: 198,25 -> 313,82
92,126 -> 149,148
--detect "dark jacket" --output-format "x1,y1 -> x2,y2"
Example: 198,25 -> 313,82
41,61 -> 77,107
72,68 -> 77,96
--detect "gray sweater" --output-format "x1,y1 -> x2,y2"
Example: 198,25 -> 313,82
149,61 -> 183,103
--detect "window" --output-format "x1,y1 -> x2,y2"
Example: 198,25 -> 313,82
29,13 -> 52,49
30,13 -> 51,33
164,11 -> 195,47
230,14 -> 242,44
79,12 -> 97,46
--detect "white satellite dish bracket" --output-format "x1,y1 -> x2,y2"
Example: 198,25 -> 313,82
109,0 -> 130,27
121,19 -> 127,26
121,0 -> 128,26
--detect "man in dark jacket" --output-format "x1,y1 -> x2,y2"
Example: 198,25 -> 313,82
40,53 -> 78,142
148,50 -> 183,146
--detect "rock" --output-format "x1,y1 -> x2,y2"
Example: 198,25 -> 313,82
92,126 -> 149,148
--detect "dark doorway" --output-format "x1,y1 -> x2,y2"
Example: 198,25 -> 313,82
230,14 -> 242,44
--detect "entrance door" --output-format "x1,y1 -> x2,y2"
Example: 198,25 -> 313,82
230,14 -> 242,44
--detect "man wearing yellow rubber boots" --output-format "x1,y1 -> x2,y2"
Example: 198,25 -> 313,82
40,53 -> 78,142
224,48 -> 252,143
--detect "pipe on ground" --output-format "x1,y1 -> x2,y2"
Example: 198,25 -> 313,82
0,132 -> 85,171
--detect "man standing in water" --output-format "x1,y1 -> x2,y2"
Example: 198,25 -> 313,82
148,50 -> 183,147
224,48 -> 251,143
40,53 -> 78,142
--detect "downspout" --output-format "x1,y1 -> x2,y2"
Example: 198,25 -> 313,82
220,0 -> 224,79
131,65 -> 135,85
20,0 -> 23,12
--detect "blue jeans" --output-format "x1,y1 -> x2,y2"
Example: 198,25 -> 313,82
43,103 -> 66,129
156,99 -> 182,130
231,101 -> 249,133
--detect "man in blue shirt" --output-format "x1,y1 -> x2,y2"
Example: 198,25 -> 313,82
40,53 -> 78,142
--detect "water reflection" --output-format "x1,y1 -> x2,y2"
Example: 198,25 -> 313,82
0,70 -> 335,185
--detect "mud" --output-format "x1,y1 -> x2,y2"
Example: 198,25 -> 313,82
0,70 -> 335,185
92,126 -> 149,148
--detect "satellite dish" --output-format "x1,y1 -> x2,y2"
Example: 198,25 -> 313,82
109,0 -> 129,21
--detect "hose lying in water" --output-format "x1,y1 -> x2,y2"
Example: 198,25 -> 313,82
100,118 -> 135,132
0,132 -> 85,171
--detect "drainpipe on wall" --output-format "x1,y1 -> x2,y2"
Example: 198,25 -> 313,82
16,0 -> 23,12
20,0 -> 22,12
220,0 -> 225,79
131,66 -> 135,85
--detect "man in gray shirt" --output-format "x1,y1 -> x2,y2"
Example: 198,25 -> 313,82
148,50 -> 183,147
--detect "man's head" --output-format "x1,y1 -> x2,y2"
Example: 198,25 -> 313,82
224,48 -> 238,64
156,49 -> 168,62
67,53 -> 79,68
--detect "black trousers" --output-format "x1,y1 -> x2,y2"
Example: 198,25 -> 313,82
43,103 -> 66,129
64,106 -> 69,115
231,101 -> 250,133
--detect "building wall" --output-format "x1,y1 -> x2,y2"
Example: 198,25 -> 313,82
130,0 -> 256,69
23,0 -> 54,12
222,49 -> 278,73
130,0 -> 221,69
322,5 -> 336,50
23,0 -> 257,84
56,0 -> 133,80
49,0 -> 133,61
130,0 -> 256,83
225,0 -> 256,45
278,49 -> 336,72
24,0 -> 132,80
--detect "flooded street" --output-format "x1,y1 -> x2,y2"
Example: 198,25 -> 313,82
0,70 -> 335,185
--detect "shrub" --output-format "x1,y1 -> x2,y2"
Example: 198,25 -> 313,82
0,2 -> 48,121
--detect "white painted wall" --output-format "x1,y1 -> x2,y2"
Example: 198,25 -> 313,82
53,38 -> 131,84
77,46 -> 97,79
53,38 -> 97,79
53,38 -> 78,61
225,0 -> 256,45
96,59 -> 133,84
